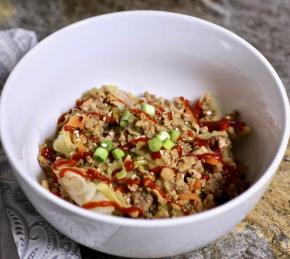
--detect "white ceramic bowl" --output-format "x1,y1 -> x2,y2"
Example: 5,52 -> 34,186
1,11 -> 289,258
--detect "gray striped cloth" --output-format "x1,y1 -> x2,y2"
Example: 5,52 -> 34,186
0,29 -> 81,259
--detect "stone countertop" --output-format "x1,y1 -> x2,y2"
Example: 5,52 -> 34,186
0,0 -> 289,258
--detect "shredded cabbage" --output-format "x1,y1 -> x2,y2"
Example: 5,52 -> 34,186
107,160 -> 122,177
53,131 -> 74,157
58,171 -> 114,214
95,182 -> 127,207
58,171 -> 97,205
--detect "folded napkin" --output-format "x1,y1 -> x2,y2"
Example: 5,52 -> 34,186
0,29 -> 81,259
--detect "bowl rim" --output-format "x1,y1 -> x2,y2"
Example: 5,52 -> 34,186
1,10 -> 289,228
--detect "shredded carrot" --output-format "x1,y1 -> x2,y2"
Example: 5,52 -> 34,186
66,115 -> 85,129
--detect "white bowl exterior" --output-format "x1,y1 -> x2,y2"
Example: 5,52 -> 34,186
10,162 -> 269,258
1,11 -> 289,258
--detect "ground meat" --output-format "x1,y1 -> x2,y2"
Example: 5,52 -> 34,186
135,118 -> 156,137
177,156 -> 197,173
38,85 -> 250,219
175,173 -> 189,194
131,191 -> 154,213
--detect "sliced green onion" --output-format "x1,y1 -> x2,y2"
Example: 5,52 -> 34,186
135,157 -> 147,166
107,160 -> 122,177
148,137 -> 163,152
93,147 -> 108,162
112,148 -> 125,160
120,110 -> 133,128
116,170 -> 127,179
135,160 -> 147,166
163,139 -> 175,150
157,131 -> 170,142
141,103 -> 155,116
120,120 -> 128,128
122,110 -> 134,121
100,140 -> 114,151
170,130 -> 181,142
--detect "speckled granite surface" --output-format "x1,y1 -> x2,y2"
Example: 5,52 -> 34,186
0,0 -> 289,258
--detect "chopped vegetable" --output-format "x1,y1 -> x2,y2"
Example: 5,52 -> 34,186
53,131 -> 74,157
93,147 -> 109,162
107,160 -> 122,176
170,130 -> 180,142
157,131 -> 170,142
95,182 -> 127,206
39,85 -> 250,219
148,137 -> 163,152
135,157 -> 147,167
116,170 -> 127,179
101,140 -> 114,151
122,110 -> 134,121
141,103 -> 155,116
120,110 -> 133,128
163,139 -> 175,150
112,148 -> 125,160
199,132 -> 212,139
120,120 -> 128,128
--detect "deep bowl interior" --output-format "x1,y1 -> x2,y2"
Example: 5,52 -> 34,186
1,12 -> 287,210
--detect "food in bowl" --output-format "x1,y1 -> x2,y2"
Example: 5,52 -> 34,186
1,10 -> 288,257
38,85 -> 250,218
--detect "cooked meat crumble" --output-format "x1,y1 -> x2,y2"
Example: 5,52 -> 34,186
38,85 -> 250,218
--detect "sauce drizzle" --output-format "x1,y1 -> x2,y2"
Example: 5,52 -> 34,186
72,151 -> 91,161
130,109 -> 157,124
200,118 -> 246,132
143,178 -> 170,201
175,145 -> 183,157
179,97 -> 201,121
124,159 -> 134,171
59,168 -> 111,183
52,159 -> 76,170
41,146 -> 56,162
192,100 -> 203,121
82,201 -> 143,217
196,152 -> 222,162
150,151 -> 162,160
150,166 -> 165,174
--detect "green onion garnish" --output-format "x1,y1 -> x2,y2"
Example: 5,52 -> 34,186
157,131 -> 170,142
116,170 -> 127,179
120,120 -> 128,128
135,160 -> 147,166
120,110 -> 133,128
148,137 -> 163,152
141,103 -> 155,116
163,139 -> 175,150
112,148 -> 125,160
170,130 -> 181,142
100,140 -> 114,151
93,147 -> 109,162
122,110 -> 134,121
